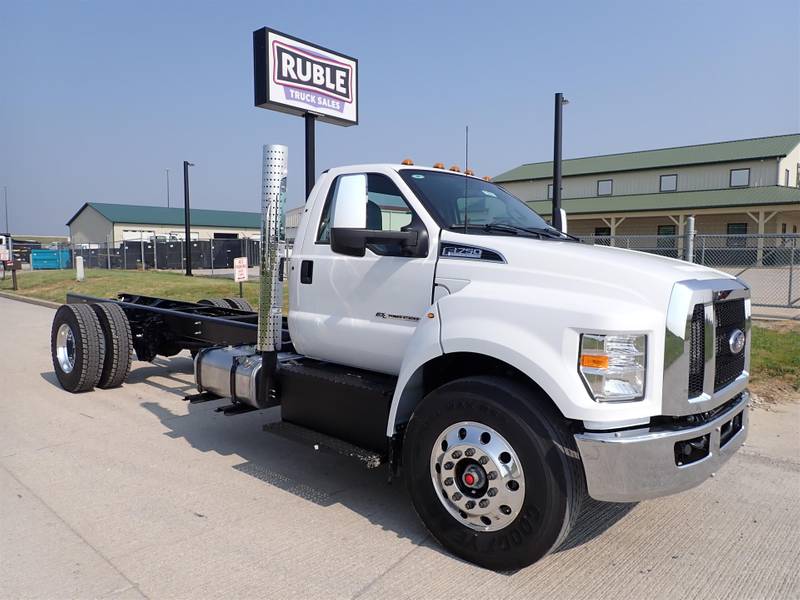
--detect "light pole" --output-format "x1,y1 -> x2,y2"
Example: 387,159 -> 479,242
3,185 -> 8,233
183,161 -> 194,276
165,168 -> 170,208
552,92 -> 569,231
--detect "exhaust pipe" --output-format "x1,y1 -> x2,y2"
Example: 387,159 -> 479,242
257,144 -> 287,405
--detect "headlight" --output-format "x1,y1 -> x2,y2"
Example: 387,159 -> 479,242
579,334 -> 646,401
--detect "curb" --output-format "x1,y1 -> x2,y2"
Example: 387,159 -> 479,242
0,291 -> 60,310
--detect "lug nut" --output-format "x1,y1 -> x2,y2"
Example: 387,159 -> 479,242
479,499 -> 489,508
479,456 -> 489,465
452,492 -> 462,501
465,500 -> 476,509
451,450 -> 462,459
487,471 -> 498,480
487,487 -> 498,497
465,448 -> 475,457
444,461 -> 454,470
444,477 -> 453,486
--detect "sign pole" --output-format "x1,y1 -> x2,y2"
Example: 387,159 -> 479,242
305,113 -> 316,201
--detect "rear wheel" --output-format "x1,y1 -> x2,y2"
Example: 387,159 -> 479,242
91,302 -> 133,389
223,297 -> 253,311
197,298 -> 229,308
51,304 -> 106,393
403,376 -> 585,571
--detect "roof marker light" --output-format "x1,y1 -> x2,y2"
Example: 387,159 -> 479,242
449,165 -> 461,172
401,158 -> 414,165
464,168 -> 474,176
433,162 -> 445,169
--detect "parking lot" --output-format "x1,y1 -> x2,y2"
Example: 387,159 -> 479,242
1,296 -> 798,599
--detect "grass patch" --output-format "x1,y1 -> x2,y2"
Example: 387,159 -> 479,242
0,268 -> 265,308
750,324 -> 800,390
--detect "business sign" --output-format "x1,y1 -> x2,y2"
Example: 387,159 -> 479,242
253,28 -> 358,126
233,256 -> 249,283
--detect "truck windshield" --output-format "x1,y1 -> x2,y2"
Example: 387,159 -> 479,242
399,169 -> 554,236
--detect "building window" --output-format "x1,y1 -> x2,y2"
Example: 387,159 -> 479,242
729,168 -> 750,187
726,222 -> 747,248
659,174 -> 678,192
547,183 -> 554,200
785,169 -> 791,187
657,224 -> 676,246
597,179 -> 613,196
594,226 -> 611,245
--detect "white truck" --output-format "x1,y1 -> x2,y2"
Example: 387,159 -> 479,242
51,148 -> 750,570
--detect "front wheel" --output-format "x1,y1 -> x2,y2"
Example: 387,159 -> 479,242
403,376 -> 585,571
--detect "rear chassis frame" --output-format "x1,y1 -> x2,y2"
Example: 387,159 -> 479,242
66,292 -> 263,361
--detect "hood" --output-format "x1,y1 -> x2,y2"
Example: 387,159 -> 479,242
437,232 -> 735,311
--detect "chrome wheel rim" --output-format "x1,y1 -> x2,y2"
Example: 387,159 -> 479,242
56,323 -> 76,374
430,421 -> 525,532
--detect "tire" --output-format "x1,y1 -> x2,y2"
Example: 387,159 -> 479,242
223,297 -> 253,311
197,298 -> 229,308
91,303 -> 133,389
402,375 -> 585,571
50,304 -> 106,393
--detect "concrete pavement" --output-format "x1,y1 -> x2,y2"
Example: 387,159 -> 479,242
1,296 -> 798,599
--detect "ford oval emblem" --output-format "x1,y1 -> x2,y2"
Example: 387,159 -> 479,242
728,329 -> 746,354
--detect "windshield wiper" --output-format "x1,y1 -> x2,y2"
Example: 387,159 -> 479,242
449,223 -> 520,236
514,226 -> 580,242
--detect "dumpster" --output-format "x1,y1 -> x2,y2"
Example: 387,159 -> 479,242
31,248 -> 71,270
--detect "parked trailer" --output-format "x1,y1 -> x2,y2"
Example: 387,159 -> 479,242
49,147 -> 751,570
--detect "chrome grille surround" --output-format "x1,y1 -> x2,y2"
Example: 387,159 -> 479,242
663,278 -> 750,417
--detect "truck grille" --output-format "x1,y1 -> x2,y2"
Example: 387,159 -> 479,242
714,299 -> 746,391
688,304 -> 705,397
687,298 -> 746,397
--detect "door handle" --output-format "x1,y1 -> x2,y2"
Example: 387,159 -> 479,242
300,260 -> 313,284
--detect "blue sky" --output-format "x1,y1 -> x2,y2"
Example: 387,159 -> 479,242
1,0 -> 798,235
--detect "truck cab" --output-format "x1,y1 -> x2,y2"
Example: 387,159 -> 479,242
287,162 -> 749,567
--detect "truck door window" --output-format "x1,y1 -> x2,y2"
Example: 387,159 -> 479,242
317,173 -> 417,256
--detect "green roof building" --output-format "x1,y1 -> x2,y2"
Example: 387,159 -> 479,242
67,202 -> 263,245
494,133 -> 800,246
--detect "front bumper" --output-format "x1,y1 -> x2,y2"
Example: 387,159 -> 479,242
575,391 -> 749,502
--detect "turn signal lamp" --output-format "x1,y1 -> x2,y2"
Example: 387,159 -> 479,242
401,158 -> 414,165
433,162 -> 445,169
449,165 -> 461,172
579,334 -> 646,402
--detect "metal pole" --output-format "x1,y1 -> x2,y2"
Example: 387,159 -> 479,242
304,113 -> 316,201
183,160 -> 194,276
789,237 -> 795,307
166,169 -> 170,208
106,235 -> 111,269
210,237 -> 214,276
3,186 -> 7,233
552,93 -> 566,231
685,216 -> 695,263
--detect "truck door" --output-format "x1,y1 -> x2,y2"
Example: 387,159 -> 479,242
290,170 -> 438,375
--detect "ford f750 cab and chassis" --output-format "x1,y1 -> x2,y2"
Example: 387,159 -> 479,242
50,146 -> 750,570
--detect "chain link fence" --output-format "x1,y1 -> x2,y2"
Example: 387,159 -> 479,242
41,238 -> 269,274
579,233 -> 799,312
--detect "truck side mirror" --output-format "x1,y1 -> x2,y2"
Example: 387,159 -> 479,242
329,173 -> 420,257
331,174 -> 368,229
